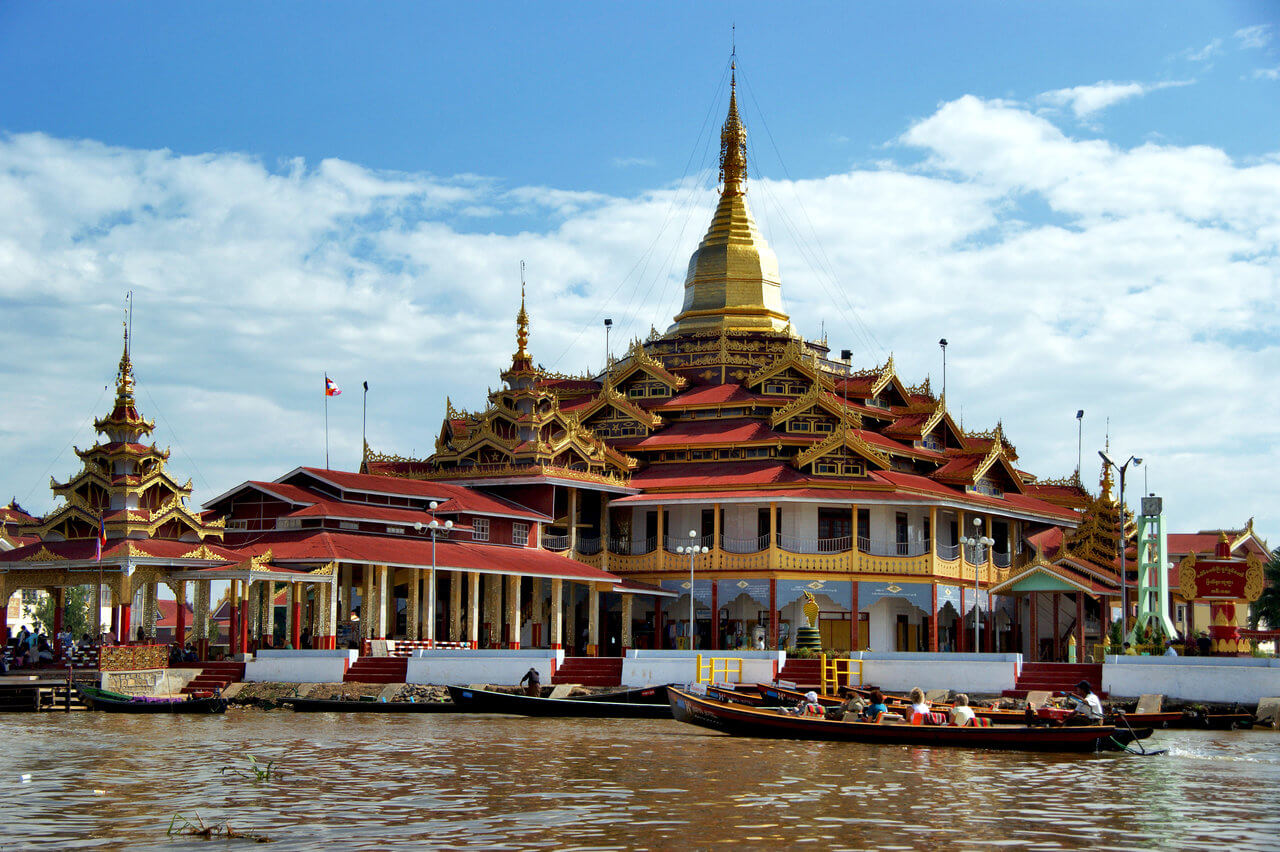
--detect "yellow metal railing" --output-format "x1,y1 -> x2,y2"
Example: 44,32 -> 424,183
695,654 -> 743,684
820,653 -> 863,694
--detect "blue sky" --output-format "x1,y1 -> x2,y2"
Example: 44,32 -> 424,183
1,2 -> 1278,541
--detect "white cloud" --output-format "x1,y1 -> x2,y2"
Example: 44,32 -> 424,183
1235,24 -> 1273,49
612,156 -> 656,168
2,93 -> 1278,545
1038,80 -> 1191,119
1254,66 -> 1280,81
1182,39 -> 1223,62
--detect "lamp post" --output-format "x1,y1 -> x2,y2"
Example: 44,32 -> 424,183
676,529 -> 708,650
604,318 -> 612,372
1076,410 -> 1084,476
961,516 -> 994,653
938,338 -> 948,399
415,503 -> 453,647
1098,451 -> 1142,637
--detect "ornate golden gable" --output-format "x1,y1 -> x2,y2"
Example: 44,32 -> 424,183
770,383 -> 862,429
794,423 -> 890,470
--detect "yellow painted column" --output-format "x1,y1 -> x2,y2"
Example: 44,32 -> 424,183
929,506 -> 939,575
768,501 -> 779,572
985,515 -> 994,585
621,593 -> 634,651
449,572 -> 462,642
655,503 -> 665,571
407,567 -> 420,641
712,502 -> 722,571
550,578 -> 564,649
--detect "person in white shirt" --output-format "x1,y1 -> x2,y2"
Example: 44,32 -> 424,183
949,693 -> 976,726
1070,680 -> 1105,724
908,686 -> 931,719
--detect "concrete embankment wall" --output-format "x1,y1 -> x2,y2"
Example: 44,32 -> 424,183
1102,657 -> 1280,702
245,650 -> 358,683
407,649 -> 565,686
622,650 -> 784,687
852,652 -> 1023,695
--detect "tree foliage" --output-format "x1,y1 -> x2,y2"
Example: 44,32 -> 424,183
31,585 -> 94,640
1249,551 -> 1280,631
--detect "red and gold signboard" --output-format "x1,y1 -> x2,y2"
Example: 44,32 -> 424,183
99,644 -> 168,672
1178,552 -> 1264,602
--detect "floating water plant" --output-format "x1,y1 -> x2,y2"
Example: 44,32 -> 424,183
167,812 -> 272,843
218,754 -> 279,782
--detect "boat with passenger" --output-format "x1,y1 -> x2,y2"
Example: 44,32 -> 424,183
77,685 -> 227,714
668,687 -> 1154,752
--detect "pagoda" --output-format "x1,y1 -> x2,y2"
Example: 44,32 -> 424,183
366,62 -> 1114,660
0,327 -> 240,652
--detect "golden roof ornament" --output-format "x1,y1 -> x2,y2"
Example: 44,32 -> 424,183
719,62 -> 748,195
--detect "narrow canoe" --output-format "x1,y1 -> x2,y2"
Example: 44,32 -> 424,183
447,685 -> 674,719
77,685 -> 226,714
566,685 -> 670,705
669,688 -> 1151,753
282,696 -> 461,713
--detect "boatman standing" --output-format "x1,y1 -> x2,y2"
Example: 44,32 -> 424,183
519,667 -> 541,697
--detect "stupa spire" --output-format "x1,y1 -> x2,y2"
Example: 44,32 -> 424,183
719,61 -> 747,196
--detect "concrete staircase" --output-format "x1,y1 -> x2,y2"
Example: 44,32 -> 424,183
775,657 -> 822,690
180,662 -> 246,695
343,655 -> 408,684
551,656 -> 622,687
1003,662 -> 1106,699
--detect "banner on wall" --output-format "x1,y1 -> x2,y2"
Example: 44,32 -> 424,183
660,579 -> 712,608
858,581 -> 933,612
716,579 -> 771,608
776,579 -> 852,612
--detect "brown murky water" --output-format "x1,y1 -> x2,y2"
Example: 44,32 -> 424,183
2,710 -> 1278,850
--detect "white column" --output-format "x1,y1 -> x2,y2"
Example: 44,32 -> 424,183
425,568 -> 437,646
376,565 -> 390,639
550,578 -> 564,649
264,581 -> 277,644
467,571 -> 480,648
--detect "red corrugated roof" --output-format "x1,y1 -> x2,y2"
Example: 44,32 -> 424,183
288,502 -> 438,525
629,461 -> 810,489
653,384 -> 772,409
235,531 -> 625,583
615,418 -> 787,449
610,487 -> 929,505
0,537 -> 243,564
293,468 -> 545,520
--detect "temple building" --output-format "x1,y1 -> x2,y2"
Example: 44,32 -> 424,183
362,67 -> 1125,660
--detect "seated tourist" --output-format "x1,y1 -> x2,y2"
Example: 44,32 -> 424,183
862,689 -> 891,722
786,691 -> 825,716
949,693 -> 977,726
35,636 -> 54,663
908,687 -> 931,720
78,633 -> 93,649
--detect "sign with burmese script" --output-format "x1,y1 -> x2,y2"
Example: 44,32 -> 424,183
1178,552 -> 1265,602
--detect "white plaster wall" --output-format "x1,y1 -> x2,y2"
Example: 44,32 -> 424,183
869,597 -> 924,651
1102,657 -> 1280,703
623,650 -> 784,686
244,650 -> 358,683
406,649 -> 564,686
854,652 -> 1023,695
721,504 -> 756,541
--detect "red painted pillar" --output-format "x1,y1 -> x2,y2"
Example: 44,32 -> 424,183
768,579 -> 778,649
654,597 -> 664,650
1076,593 -> 1086,661
175,600 -> 187,654
291,585 -> 302,650
119,604 -> 132,646
111,606 -> 120,643
1029,592 -> 1038,661
1052,592 -> 1061,661
0,596 -> 9,644
229,601 -> 240,657
53,588 -> 65,658
850,582 -> 860,651
239,587 -> 250,654
929,584 -> 939,652
711,581 -> 719,651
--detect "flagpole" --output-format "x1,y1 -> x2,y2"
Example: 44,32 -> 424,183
362,381 -> 368,465
324,374 -> 330,470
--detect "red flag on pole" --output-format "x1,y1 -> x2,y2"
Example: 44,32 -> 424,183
325,375 -> 342,397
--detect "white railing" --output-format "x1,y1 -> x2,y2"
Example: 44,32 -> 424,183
778,534 -> 851,554
721,534 -> 770,554
665,534 -> 714,553
936,542 -> 960,560
543,534 -> 569,552
993,551 -> 1011,568
575,536 -> 602,555
859,537 -> 930,558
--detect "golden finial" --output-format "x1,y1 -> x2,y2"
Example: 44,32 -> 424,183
1099,454 -> 1114,502
516,283 -> 529,357
116,318 -> 135,402
719,58 -> 747,196
1218,531 -> 1230,544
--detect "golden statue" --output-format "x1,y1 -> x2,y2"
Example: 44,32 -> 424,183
802,591 -> 820,630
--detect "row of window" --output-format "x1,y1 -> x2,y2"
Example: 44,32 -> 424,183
658,447 -> 773,462
626,384 -> 673,398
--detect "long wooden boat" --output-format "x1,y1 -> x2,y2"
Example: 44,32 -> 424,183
77,685 -> 226,714
447,685 -> 673,719
1185,710 -> 1255,730
282,696 -> 461,713
669,688 -> 1152,753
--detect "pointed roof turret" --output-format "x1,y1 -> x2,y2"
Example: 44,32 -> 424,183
94,322 -> 154,442
667,59 -> 793,337
502,279 -> 538,388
